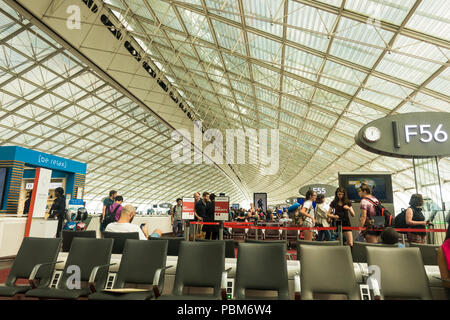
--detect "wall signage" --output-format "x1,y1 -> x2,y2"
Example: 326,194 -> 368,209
355,112 -> 450,158
299,184 -> 337,198
214,196 -> 229,221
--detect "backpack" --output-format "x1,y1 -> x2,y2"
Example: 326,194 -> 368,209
394,208 -> 408,229
103,205 -> 120,229
363,197 -> 393,229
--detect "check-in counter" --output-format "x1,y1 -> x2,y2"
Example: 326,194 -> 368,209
0,216 -> 58,258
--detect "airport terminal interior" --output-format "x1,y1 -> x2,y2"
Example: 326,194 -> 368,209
0,0 -> 449,302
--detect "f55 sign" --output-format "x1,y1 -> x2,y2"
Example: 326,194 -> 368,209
355,112 -> 450,158
299,184 -> 337,198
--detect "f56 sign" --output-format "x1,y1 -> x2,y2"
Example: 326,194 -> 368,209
355,112 -> 450,158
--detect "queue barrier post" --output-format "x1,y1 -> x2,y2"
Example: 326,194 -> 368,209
184,220 -> 190,242
338,220 -> 343,246
219,221 -> 224,241
193,222 -> 197,242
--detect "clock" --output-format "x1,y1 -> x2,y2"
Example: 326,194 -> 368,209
364,126 -> 381,142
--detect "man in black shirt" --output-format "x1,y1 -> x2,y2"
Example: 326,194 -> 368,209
204,193 -> 218,240
23,191 -> 32,215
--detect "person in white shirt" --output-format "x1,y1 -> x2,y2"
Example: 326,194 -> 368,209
105,204 -> 149,240
300,190 -> 317,241
315,194 -> 331,241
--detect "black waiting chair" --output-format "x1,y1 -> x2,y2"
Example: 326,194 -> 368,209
299,245 -> 360,300
25,238 -> 113,299
286,229 -> 299,248
352,241 -> 398,263
158,241 -> 227,300
231,227 -> 246,241
409,243 -> 440,266
103,232 -> 140,254
0,237 -> 61,298
197,239 -> 235,258
246,228 -> 264,240
62,230 -> 96,252
149,237 -> 184,256
234,242 -> 293,300
89,239 -> 169,300
297,240 -> 340,261
366,247 -> 432,300
264,227 -> 281,240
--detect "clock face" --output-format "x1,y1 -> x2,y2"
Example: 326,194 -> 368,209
364,126 -> 381,142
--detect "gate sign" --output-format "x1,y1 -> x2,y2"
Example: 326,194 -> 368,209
355,112 -> 450,158
182,197 -> 195,220
299,184 -> 337,198
215,197 -> 229,221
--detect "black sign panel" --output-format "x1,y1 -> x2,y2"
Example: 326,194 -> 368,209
355,112 -> 450,158
299,184 -> 337,198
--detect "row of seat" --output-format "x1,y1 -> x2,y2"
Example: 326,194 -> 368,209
0,236 -> 437,300
229,227 -> 299,242
62,230 -> 440,266
0,237 -> 288,300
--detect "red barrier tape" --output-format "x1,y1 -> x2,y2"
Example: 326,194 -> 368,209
189,221 -> 447,233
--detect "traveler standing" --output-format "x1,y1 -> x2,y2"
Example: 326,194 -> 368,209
195,192 -> 209,237
204,193 -> 218,240
109,196 -> 124,222
23,191 -> 32,215
328,187 -> 355,246
405,194 -> 431,244
300,190 -> 316,241
315,194 -> 331,241
48,187 -> 66,238
358,183 -> 381,244
172,198 -> 183,237
101,190 -> 117,233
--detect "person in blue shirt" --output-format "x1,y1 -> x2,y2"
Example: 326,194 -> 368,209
380,227 -> 405,248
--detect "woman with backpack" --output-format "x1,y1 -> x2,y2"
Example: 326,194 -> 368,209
358,183 -> 381,243
405,194 -> 431,244
300,190 -> 316,241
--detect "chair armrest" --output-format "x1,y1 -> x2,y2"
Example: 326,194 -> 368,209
221,267 -> 232,300
29,261 -> 64,289
294,273 -> 301,300
367,277 -> 381,300
88,263 -> 117,293
433,276 -> 450,283
152,265 -> 173,298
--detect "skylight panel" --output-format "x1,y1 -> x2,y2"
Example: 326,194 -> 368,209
211,19 -> 247,55
376,51 -> 442,84
243,0 -> 284,37
425,68 -> 450,97
344,0 -> 417,26
329,38 -> 382,68
247,32 -> 282,66
146,0 -> 184,32
335,16 -> 394,50
280,96 -> 308,116
406,0 -> 450,41
282,76 -> 315,100
204,0 -> 241,23
284,45 -> 323,81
